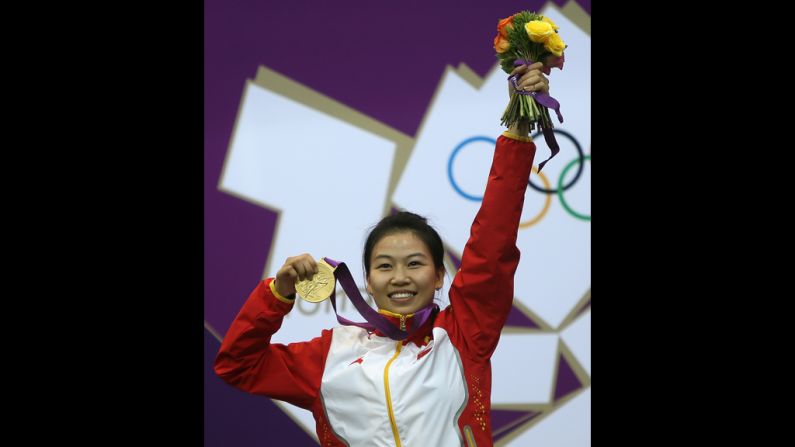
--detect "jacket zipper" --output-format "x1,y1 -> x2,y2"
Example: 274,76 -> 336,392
384,341 -> 403,447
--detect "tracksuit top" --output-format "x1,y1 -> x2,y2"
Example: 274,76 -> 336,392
215,132 -> 536,446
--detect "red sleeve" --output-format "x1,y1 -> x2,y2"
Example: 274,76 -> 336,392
213,278 -> 332,410
445,133 -> 536,360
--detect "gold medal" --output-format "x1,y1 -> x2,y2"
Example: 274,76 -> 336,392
295,259 -> 336,303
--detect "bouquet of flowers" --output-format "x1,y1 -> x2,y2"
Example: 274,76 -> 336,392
494,11 -> 567,171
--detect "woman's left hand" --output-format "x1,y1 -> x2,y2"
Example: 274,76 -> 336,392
508,62 -> 549,96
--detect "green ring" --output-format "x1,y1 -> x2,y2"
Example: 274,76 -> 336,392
557,155 -> 591,221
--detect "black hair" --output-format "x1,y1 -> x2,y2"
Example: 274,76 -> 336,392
363,211 -> 445,278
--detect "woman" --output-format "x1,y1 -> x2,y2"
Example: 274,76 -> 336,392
215,62 -> 549,447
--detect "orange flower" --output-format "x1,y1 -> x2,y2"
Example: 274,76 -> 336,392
493,33 -> 510,53
497,16 -> 514,38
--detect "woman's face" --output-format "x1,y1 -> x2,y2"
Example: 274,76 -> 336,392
366,231 -> 444,315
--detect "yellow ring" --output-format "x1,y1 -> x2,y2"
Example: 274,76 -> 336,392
519,166 -> 552,229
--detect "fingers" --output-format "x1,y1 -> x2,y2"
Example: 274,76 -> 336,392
509,65 -> 525,76
509,61 -> 544,76
274,253 -> 318,297
519,74 -> 549,93
510,62 -> 549,93
282,254 -> 318,282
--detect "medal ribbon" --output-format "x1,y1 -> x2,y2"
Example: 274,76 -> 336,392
323,257 -> 436,340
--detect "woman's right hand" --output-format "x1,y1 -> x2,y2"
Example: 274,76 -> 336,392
274,253 -> 318,298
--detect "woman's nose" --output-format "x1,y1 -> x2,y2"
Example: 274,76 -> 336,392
390,267 -> 409,283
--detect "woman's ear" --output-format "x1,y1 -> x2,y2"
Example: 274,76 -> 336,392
435,268 -> 445,290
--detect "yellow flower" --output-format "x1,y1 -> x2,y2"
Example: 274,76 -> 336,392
541,16 -> 559,30
525,21 -> 553,43
543,32 -> 566,57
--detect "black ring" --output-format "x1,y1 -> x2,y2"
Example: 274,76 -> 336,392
528,128 -> 584,194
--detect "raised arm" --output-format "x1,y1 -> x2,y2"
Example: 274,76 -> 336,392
445,63 -> 546,360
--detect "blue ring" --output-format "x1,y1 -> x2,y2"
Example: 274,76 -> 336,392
447,136 -> 496,201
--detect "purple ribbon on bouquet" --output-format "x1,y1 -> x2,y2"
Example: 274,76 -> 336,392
323,257 -> 436,340
507,59 -> 564,173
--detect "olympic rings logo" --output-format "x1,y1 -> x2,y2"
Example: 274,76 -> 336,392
447,130 -> 590,227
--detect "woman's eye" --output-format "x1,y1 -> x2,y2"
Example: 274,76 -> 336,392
377,264 -> 391,269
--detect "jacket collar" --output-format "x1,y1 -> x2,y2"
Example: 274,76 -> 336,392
374,307 -> 437,347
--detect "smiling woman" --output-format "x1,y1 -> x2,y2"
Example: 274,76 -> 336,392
364,213 -> 445,314
214,63 -> 548,447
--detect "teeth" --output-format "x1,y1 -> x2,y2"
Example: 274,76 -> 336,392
390,292 -> 415,299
